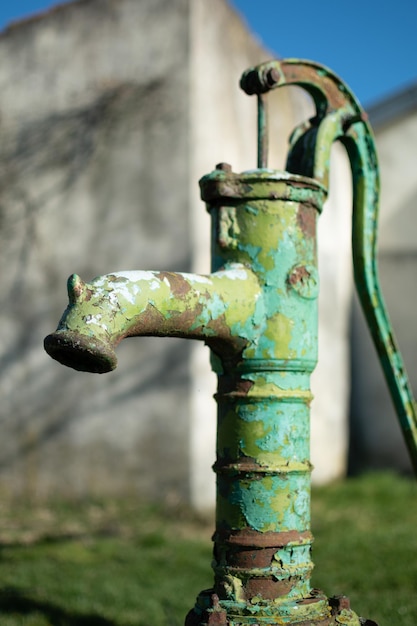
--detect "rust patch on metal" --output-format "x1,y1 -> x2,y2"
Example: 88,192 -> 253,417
221,546 -> 277,569
127,303 -> 166,336
185,595 -> 227,626
206,612 -> 227,626
213,454 -> 300,480
217,375 -> 254,396
167,306 -> 205,333
207,336 -> 248,365
297,205 -> 317,238
329,595 -> 351,612
245,576 -> 295,600
288,265 -> 312,286
214,528 -> 312,548
206,594 -> 228,626
155,271 -> 192,298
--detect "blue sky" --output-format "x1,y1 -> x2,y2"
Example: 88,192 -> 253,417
0,0 -> 416,107
231,0 -> 417,106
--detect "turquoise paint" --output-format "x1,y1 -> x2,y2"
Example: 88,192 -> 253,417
226,474 -> 310,532
236,401 -> 310,461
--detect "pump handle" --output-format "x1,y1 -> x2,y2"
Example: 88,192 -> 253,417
240,59 -> 417,473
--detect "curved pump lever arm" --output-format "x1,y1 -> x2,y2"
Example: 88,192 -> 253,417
345,122 -> 417,473
241,58 -> 417,473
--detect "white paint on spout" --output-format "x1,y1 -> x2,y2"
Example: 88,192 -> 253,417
147,279 -> 161,291
216,266 -> 249,281
186,274 -> 211,284
107,270 -> 155,283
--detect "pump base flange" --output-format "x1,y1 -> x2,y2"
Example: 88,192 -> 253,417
185,591 -> 378,626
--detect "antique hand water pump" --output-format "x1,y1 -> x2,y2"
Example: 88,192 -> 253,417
45,59 -> 417,626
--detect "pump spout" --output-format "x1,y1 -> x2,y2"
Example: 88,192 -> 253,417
44,266 -> 262,374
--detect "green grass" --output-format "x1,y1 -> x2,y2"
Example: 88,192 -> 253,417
311,472 -> 417,625
0,472 -> 416,625
0,499 -> 213,626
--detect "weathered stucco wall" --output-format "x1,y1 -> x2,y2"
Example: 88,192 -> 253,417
0,0 -> 193,501
0,0 -> 354,507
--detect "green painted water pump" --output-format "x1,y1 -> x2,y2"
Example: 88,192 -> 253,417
44,59 -> 417,626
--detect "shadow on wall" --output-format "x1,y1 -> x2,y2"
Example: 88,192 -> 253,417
0,338 -> 189,474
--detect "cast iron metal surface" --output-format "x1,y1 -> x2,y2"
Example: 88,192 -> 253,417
44,59 -> 417,625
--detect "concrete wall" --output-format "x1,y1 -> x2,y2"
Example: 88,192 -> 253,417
0,0 -> 354,508
0,0 -> 193,501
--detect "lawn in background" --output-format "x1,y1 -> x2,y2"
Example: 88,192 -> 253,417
0,472 -> 415,625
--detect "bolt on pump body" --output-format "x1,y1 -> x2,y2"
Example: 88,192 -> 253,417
44,59 -> 417,626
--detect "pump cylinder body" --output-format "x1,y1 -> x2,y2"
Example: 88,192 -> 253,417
184,168 -> 357,625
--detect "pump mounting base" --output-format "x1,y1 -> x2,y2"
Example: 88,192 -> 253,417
184,591 -> 378,626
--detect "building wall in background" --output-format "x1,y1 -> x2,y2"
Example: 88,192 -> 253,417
0,0 -> 353,508
0,0 -> 193,502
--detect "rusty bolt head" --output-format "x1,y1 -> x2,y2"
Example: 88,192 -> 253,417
330,595 -> 351,613
215,162 -> 232,172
